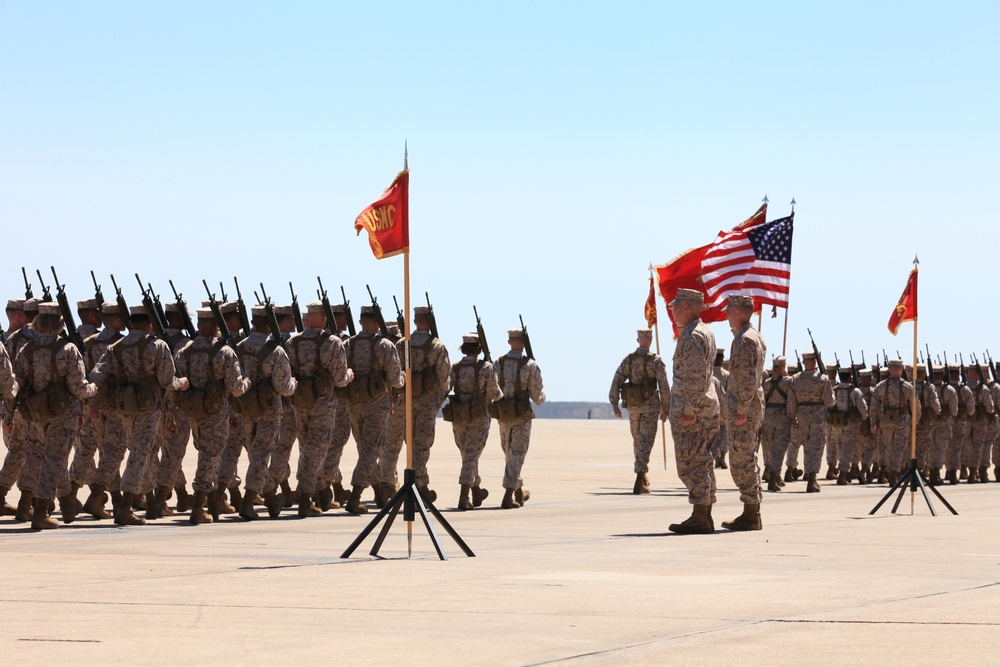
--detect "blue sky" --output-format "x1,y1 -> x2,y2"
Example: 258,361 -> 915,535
2,2 -> 998,400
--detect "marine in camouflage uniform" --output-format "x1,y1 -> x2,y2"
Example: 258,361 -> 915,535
495,327 -> 545,509
963,364 -> 993,483
89,306 -> 189,525
946,374 -> 975,484
12,303 -> 98,530
913,365 -> 941,474
786,350 -> 835,492
928,365 -> 958,485
709,350 -> 729,468
0,298 -> 36,517
855,369 -> 877,482
232,305 -> 298,520
317,304 -> 354,508
373,321 -> 404,507
66,297 -> 102,502
829,368 -> 868,485
448,333 -> 502,510
719,295 -> 765,531
154,302 -> 195,514
762,356 -> 792,492
266,306 -> 300,507
287,301 -> 351,518
174,308 -> 250,525
664,289 -> 719,534
344,306 -> 403,514
991,362 -> 1000,482
823,366 -> 842,479
215,301 -> 249,515
869,359 -> 918,484
609,327 -> 669,494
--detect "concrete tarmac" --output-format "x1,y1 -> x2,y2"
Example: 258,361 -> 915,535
1,419 -> 997,665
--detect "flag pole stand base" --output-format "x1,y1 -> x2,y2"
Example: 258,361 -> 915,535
340,468 -> 475,560
869,458 -> 957,516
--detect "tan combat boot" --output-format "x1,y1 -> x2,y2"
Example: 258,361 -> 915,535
58,494 -> 82,524
960,465 -> 968,480
297,492 -> 322,518
668,503 -> 714,534
806,472 -> 821,493
345,485 -> 368,515
332,482 -> 350,506
632,472 -> 644,495
945,468 -> 958,484
825,466 -> 838,480
471,485 -> 489,507
115,493 -> 145,526
640,473 -> 650,494
174,485 -> 191,513
263,490 -> 284,518
217,488 -> 235,514
280,479 -> 294,507
0,485 -> 16,515
240,492 -> 259,521
315,485 -> 335,511
978,467 -> 990,484
837,470 -> 849,486
767,471 -> 782,492
515,488 -> 530,505
31,497 -> 59,530
501,488 -> 520,509
418,486 -> 437,503
373,483 -> 391,509
189,491 -> 212,525
82,484 -> 110,520
15,490 -> 35,522
721,503 -> 762,531
458,484 -> 473,511
967,468 -> 980,483
154,485 -> 174,517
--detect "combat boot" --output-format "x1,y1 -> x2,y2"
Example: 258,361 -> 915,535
783,467 -> 795,483
716,454 -> 728,470
806,472 -> 821,493
825,466 -> 838,480
418,486 -> 437,503
887,471 -> 898,486
632,472 -> 644,495
154,485 -> 174,517
189,492 -> 212,525
876,468 -> 888,484
345,485 -> 367,515
501,488 -> 520,509
15,489 -> 34,522
929,468 -> 942,486
458,484 -> 474,510
115,493 -> 146,526
58,494 -> 82,524
31,498 -> 59,530
240,492 -> 259,521
946,468 -> 958,484
849,463 -> 862,482
263,490 -> 284,518
174,485 -> 191,513
315,485 -> 335,511
217,488 -> 235,514
81,484 -> 110,520
668,503 -> 714,534
767,471 -> 782,492
280,479 -> 294,507
207,490 -> 222,521
515,488 -> 530,506
144,492 -> 161,521
960,465 -> 968,480
837,470 -> 849,486
110,489 -> 123,514
332,482 -> 350,506
967,468 -> 980,483
978,467 -> 989,484
227,485 -> 243,512
0,485 -> 16,516
373,483 -> 391,509
722,503 -> 762,531
471,485 -> 489,507
640,473 -> 650,493
995,465 -> 1000,482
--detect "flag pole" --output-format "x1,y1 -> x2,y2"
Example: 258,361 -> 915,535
909,256 -> 919,514
649,264 -> 667,470
402,143 -> 414,555
782,199 -> 795,356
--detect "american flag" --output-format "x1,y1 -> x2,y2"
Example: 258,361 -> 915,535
701,211 -> 794,312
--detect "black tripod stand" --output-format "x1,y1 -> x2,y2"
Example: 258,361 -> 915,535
341,468 -> 475,560
869,458 -> 957,516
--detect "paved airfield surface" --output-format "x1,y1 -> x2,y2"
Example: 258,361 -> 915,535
2,419 -> 997,665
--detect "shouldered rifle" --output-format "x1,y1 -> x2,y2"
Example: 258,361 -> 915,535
135,274 -> 168,339
202,279 -> 234,346
849,351 -> 860,386
806,328 -> 825,374
943,350 -> 953,385
110,274 -> 130,327
959,353 -> 967,384
895,351 -> 909,382
987,350 -> 998,384
425,292 -> 439,340
795,349 -> 802,370
50,267 -> 84,352
519,314 -> 535,360
21,267 -> 33,299
392,296 -> 405,333
365,285 -> 389,338
317,277 -> 338,335
90,270 -> 104,304
35,269 -> 53,302
474,305 -> 491,363
258,283 -> 284,343
218,282 -> 228,302
169,280 -> 197,338
233,277 -> 252,337
289,282 -> 304,333
926,344 -> 935,384
833,352 -> 842,377
340,286 -> 356,337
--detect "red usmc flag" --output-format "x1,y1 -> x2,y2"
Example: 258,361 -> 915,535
644,276 -> 657,327
355,170 -> 409,259
887,267 -> 917,335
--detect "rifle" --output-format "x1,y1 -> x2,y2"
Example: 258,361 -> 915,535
365,285 -> 389,338
833,352 -> 842,378
289,282 -> 304,333
50,267 -> 84,352
233,277 -> 252,337
848,350 -> 861,387
21,267 -> 33,299
806,328 -> 825,374
925,344 -> 935,385
959,353 -> 967,384
135,274 -> 168,340
794,349 -> 802,370
169,280 -> 197,338
392,296 -> 406,333
258,283 -> 284,343
519,314 -> 535,360
896,351 -> 909,382
987,350 -> 999,384
317,277 -> 337,336
474,305 -> 492,363
36,269 -> 53,302
110,275 -> 130,327
90,270 -> 105,304
202,279 -> 235,346
340,286 -> 356,337
218,282 -> 229,302
943,350 -> 953,385
425,292 -> 440,340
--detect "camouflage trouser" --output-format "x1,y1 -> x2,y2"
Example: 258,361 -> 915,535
915,419 -> 935,468
859,427 -> 877,467
92,407 -> 127,490
929,417 -> 952,469
70,406 -> 99,486
0,410 -> 34,489
727,417 -> 762,504
499,415 -> 533,491
320,400 -> 352,487
190,409 -> 231,493
119,409 -> 162,495
628,408 -> 660,474
879,419 -> 910,472
19,417 -> 46,493
796,410 -> 828,474
294,401 -> 337,495
946,420 -> 969,470
349,395 -> 390,489
710,422 -> 728,457
785,422 -> 804,469
836,423 -> 861,472
408,396 -> 442,488
670,416 -> 717,505
267,400 -> 296,487
993,416 -> 1000,471
218,413 -> 247,489
32,412 -> 78,501
242,410 -> 282,494
827,423 -> 845,469
970,418 -> 992,468
376,403 -> 405,488
453,417 -> 490,486
761,409 -> 791,474
143,438 -> 159,494
157,408 -> 191,488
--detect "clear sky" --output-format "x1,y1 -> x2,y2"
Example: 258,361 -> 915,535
2,2 -> 998,400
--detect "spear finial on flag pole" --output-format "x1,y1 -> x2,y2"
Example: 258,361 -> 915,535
404,140 -> 408,170
790,197 -> 796,214
762,194 -> 769,204
913,254 -> 919,266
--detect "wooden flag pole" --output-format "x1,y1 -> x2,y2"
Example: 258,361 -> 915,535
403,249 -> 413,553
909,260 -> 919,514
649,266 -> 667,470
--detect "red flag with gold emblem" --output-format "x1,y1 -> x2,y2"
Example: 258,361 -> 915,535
644,276 -> 657,328
887,267 -> 917,335
355,170 -> 409,259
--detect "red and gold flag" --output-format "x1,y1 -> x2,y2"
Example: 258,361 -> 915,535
355,170 -> 409,259
644,276 -> 657,328
887,267 -> 917,335
655,244 -> 711,337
